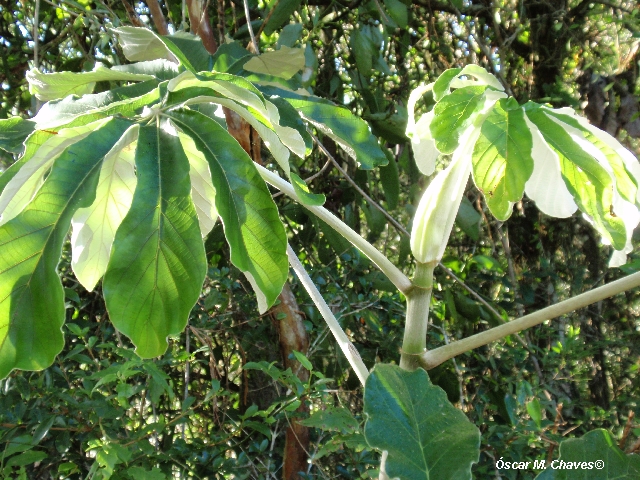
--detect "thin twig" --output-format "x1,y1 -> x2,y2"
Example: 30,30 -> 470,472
287,244 -> 369,386
420,271 -> 640,369
243,0 -> 259,53
146,0 -> 170,35
312,134 -> 409,236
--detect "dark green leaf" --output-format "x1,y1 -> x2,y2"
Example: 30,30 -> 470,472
0,118 -> 35,154
364,364 -> 480,480
103,123 -> 207,358
380,153 -> 400,209
263,0 -> 302,36
535,429 -> 640,479
260,86 -> 387,169
300,406 -> 360,433
0,119 -> 130,378
455,197 -> 481,241
167,109 -> 288,308
162,32 -> 212,72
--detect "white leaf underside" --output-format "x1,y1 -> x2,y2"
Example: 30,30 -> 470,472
0,118 -> 113,227
71,125 -> 139,291
522,114 -> 578,218
177,131 -> 218,237
27,65 -> 154,101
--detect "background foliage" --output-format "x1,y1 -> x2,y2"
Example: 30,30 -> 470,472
0,0 -> 639,478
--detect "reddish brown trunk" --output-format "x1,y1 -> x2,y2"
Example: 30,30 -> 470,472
185,0 -> 218,54
182,5 -> 311,476
270,283 -> 310,479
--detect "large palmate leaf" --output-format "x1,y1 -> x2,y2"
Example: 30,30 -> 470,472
166,72 -> 323,206
102,123 -> 207,358
0,118 -> 130,378
168,109 -> 288,312
364,364 -> 480,480
535,429 -> 640,479
408,68 -> 640,264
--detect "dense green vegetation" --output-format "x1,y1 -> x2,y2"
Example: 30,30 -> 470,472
0,1 -> 639,479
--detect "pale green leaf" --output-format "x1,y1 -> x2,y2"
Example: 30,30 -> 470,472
243,46 -> 305,80
112,26 -> 176,63
431,85 -> 488,154
0,118 -> 113,226
433,68 -> 462,101
27,65 -> 154,101
523,113 -> 578,218
102,123 -> 207,358
451,64 -> 504,91
526,106 -> 627,249
364,365 -> 480,480
0,118 -> 130,378
111,59 -> 179,81
177,131 -> 218,237
33,80 -> 161,130
472,98 -> 533,220
71,125 -> 139,292
543,108 -> 639,205
167,109 -> 288,309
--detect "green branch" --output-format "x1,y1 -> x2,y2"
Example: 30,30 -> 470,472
255,163 -> 413,294
420,270 -> 640,370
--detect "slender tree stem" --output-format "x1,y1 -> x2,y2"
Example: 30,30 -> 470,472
286,244 -> 369,386
420,270 -> 640,370
255,163 -> 413,294
400,262 -> 435,370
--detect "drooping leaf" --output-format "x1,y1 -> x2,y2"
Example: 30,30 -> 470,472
0,117 -> 113,226
262,0 -> 302,36
113,26 -> 177,63
364,364 -> 480,480
0,118 -> 130,378
33,80 -> 161,129
0,118 -> 36,154
243,46 -> 305,80
350,27 -> 375,78
111,59 -> 180,81
167,73 -> 321,205
102,123 -> 207,358
472,98 -> 534,220
431,85 -> 488,154
70,125 -> 139,291
260,86 -> 388,169
526,105 -> 626,249
544,108 -> 639,205
177,131 -> 218,237
433,68 -> 462,101
379,151 -> 400,209
167,109 -> 288,310
535,429 -> 640,479
383,0 -> 409,28
27,65 -> 154,101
